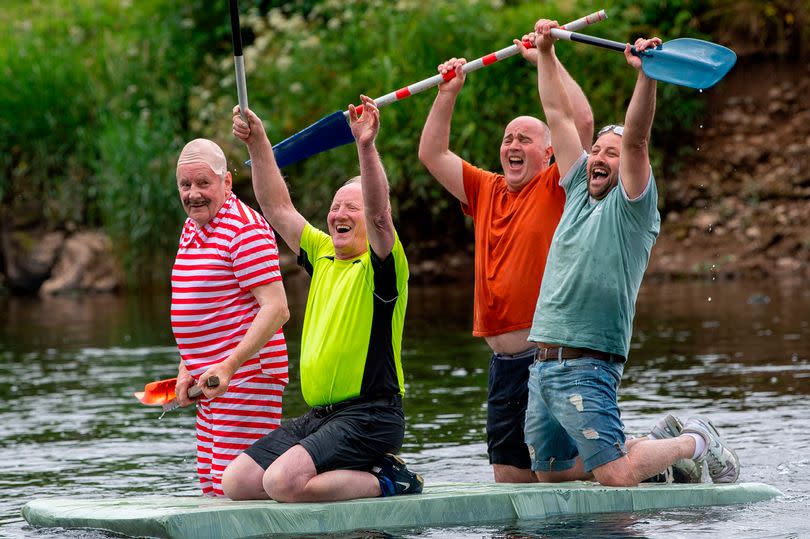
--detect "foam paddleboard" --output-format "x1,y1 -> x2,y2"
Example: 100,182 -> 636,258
22,481 -> 781,539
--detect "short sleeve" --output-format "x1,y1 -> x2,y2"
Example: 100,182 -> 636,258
298,223 -> 334,274
559,152 -> 589,192
461,160 -> 491,216
230,223 -> 281,290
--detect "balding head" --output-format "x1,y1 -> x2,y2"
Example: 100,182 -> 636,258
176,139 -> 232,228
499,116 -> 554,192
177,138 -> 228,178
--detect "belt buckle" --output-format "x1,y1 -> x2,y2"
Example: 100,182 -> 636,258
313,405 -> 331,419
538,346 -> 564,361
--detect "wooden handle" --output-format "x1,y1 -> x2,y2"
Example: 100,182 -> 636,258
187,376 -> 220,398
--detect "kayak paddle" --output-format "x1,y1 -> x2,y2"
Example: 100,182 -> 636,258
134,376 -> 220,415
249,10 -> 608,169
229,0 -> 249,120
549,28 -> 736,90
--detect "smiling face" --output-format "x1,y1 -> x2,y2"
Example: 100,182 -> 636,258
327,181 -> 368,260
499,116 -> 553,192
176,163 -> 231,227
587,132 -> 622,200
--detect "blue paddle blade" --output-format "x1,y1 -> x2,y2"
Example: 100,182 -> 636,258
640,38 -> 737,89
271,110 -> 355,168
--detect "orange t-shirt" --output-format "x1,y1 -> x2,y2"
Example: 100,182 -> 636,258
461,161 -> 565,337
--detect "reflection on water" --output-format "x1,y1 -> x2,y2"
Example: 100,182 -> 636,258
1,280 -> 808,538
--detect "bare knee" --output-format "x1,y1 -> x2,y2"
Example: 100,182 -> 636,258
264,466 -> 303,502
592,460 -> 639,487
493,465 -> 537,483
222,454 -> 268,500
533,469 -> 589,483
532,457 -> 590,483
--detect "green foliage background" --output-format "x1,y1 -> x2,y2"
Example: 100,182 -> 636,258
1,0 -> 806,286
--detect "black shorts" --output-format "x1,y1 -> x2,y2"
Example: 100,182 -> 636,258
486,347 -> 535,469
243,395 -> 405,474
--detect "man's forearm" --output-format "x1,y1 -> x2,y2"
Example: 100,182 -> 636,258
248,139 -> 292,216
357,142 -> 391,217
537,47 -> 573,125
419,91 -> 457,161
557,57 -> 594,149
624,71 -> 657,146
222,301 -> 289,375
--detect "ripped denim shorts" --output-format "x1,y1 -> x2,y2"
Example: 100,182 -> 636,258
524,356 -> 626,473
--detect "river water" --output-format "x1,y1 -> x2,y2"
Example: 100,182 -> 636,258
1,278 -> 808,538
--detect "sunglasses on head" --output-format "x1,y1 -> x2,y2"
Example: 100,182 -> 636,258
597,124 -> 624,137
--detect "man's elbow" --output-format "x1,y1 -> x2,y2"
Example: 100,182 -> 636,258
278,304 -> 290,326
576,113 -> 594,146
263,203 -> 296,228
417,141 -> 433,166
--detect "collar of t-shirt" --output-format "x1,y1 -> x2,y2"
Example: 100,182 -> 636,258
179,193 -> 236,248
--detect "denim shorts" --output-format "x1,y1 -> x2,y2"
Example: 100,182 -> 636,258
525,356 -> 626,473
486,347 -> 536,468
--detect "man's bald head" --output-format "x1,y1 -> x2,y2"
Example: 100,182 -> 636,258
177,138 -> 228,178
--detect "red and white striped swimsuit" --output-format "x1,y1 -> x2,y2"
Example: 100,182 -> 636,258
171,194 -> 288,496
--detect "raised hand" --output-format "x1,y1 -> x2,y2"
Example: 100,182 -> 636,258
437,57 -> 467,96
515,32 -> 539,65
232,105 -> 268,147
348,94 -> 380,148
625,37 -> 663,71
533,19 -> 560,52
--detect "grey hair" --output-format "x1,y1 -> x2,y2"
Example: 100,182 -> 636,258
342,176 -> 362,187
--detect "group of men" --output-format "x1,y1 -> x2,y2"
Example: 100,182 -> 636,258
169,20 -> 740,501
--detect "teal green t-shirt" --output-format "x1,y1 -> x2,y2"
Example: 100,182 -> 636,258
297,224 -> 408,407
529,153 -> 660,358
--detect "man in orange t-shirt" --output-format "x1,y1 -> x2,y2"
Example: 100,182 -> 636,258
418,35 -> 593,483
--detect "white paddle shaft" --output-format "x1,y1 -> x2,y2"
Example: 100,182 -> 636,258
346,9 -> 607,117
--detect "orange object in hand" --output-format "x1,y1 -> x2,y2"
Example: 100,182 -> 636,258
134,378 -> 178,406
134,376 -> 219,412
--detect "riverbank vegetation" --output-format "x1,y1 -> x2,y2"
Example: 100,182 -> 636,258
1,0 -> 807,289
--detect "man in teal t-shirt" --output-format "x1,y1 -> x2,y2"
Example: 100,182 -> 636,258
523,20 -> 740,488
222,96 -> 422,502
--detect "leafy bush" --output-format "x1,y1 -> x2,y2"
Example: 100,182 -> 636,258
4,0 -> 769,287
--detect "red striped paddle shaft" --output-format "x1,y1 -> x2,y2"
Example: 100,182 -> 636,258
349,9 -> 607,117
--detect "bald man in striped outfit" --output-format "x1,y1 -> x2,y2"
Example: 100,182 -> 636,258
172,138 -> 290,496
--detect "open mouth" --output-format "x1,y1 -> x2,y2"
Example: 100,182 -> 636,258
336,224 -> 351,233
507,155 -> 524,169
590,165 -> 609,181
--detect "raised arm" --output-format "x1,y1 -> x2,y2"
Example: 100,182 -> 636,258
233,106 -> 307,254
417,58 -> 467,204
348,95 -> 396,259
517,34 -> 594,150
533,20 -> 583,176
620,37 -> 661,199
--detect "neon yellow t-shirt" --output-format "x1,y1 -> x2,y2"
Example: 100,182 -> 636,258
298,223 -> 409,407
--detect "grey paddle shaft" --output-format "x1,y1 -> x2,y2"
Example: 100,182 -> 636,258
187,376 -> 220,399
230,0 -> 249,118
550,28 -> 630,53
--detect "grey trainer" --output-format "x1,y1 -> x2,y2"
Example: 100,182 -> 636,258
647,414 -> 704,483
682,416 -> 740,484
649,414 -> 685,440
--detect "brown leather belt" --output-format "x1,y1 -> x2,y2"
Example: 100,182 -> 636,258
535,343 -> 625,363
